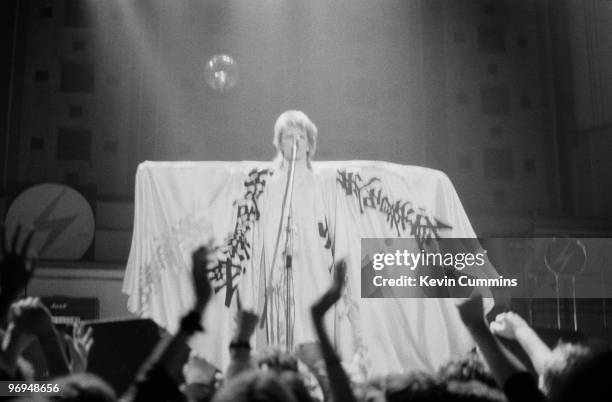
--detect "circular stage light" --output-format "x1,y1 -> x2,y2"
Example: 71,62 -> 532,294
204,54 -> 238,92
5,183 -> 95,260
544,237 -> 587,276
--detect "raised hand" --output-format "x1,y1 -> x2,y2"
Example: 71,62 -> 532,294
310,262 -> 356,402
233,292 -> 259,342
64,321 -> 94,372
311,260 -> 347,323
192,246 -> 213,311
457,294 -> 487,329
0,224 -> 36,299
10,297 -> 54,336
490,312 -> 529,340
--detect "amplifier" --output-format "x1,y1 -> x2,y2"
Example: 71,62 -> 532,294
40,296 -> 100,325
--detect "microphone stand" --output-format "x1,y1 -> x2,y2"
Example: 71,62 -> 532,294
262,139 -> 298,350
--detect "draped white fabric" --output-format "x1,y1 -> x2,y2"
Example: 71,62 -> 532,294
123,161 -> 497,375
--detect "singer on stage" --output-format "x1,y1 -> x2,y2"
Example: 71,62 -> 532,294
257,110 -> 335,350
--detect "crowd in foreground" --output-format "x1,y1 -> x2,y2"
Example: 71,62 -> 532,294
0,225 -> 610,402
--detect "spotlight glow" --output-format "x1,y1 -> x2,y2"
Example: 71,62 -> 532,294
205,54 -> 238,92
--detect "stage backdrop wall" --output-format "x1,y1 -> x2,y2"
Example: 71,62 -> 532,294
9,0 -> 575,216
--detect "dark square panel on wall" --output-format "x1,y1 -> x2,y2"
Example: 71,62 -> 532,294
39,6 -> 53,18
56,128 -> 91,161
34,70 -> 49,83
30,137 -> 45,150
483,148 -> 514,181
64,172 -> 80,186
477,25 -> 506,54
490,125 -> 503,138
72,39 -> 86,52
65,0 -> 96,27
105,74 -> 120,86
520,95 -> 532,109
103,140 -> 118,153
453,32 -> 466,44
483,3 -> 497,16
69,105 -> 83,117
60,62 -> 94,93
480,85 -> 510,115
524,158 -> 536,174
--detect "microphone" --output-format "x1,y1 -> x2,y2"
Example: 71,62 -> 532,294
291,137 -> 298,161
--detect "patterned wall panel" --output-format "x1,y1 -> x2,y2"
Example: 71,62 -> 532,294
442,0 -> 554,214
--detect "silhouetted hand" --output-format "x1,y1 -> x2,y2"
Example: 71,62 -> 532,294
192,246 -> 212,311
311,260 -> 347,323
233,292 -> 258,342
11,297 -> 54,336
0,224 -> 36,299
490,312 -> 529,340
310,260 -> 356,402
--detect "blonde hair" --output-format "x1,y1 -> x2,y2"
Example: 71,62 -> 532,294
272,110 -> 318,165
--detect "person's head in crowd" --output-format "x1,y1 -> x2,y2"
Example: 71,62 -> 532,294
294,361 -> 325,402
212,370 -> 297,402
279,371 -> 315,402
182,355 -> 223,402
444,380 -> 507,402
383,371 -> 442,402
550,349 -> 612,402
438,351 -> 498,390
538,341 -> 592,396
353,376 -> 386,402
381,372 -> 507,402
272,110 -> 318,168
256,346 -> 298,373
52,373 -> 116,402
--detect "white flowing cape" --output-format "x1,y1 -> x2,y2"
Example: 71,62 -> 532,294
123,161 -> 497,375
